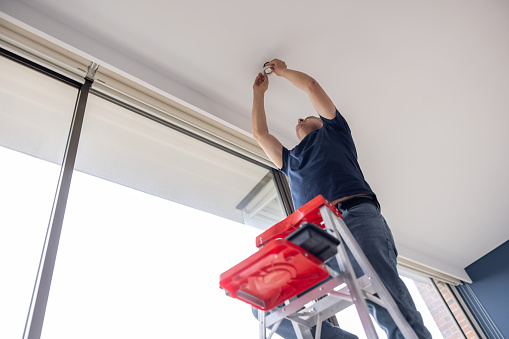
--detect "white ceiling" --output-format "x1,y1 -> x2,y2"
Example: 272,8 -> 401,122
2,0 -> 509,281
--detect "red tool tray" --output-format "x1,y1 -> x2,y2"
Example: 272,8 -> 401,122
219,239 -> 329,311
256,195 -> 342,248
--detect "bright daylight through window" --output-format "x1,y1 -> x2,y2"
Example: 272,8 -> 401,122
0,55 -> 78,339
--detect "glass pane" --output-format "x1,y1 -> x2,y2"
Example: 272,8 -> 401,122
236,172 -> 287,230
401,276 -> 446,338
0,56 -> 78,338
411,278 -> 469,338
41,94 -> 287,338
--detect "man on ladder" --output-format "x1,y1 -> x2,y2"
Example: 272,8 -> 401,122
251,59 -> 431,339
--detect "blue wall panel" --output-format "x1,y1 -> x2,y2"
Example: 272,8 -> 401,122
465,240 -> 509,338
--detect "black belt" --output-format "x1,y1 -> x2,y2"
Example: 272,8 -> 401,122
336,195 -> 379,211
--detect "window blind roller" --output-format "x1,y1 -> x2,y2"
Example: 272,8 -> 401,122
398,257 -> 463,286
0,17 -> 88,84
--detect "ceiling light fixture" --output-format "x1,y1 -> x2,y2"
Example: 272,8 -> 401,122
262,62 -> 274,75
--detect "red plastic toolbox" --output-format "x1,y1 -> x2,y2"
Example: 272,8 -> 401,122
219,239 -> 329,311
256,195 -> 342,248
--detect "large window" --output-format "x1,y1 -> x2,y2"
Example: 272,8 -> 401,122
0,55 -> 79,338
39,93 -> 287,338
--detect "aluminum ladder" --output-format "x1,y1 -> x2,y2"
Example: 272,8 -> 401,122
256,200 -> 419,339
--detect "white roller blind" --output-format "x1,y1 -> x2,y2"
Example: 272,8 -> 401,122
91,67 -> 272,168
74,93 -> 273,223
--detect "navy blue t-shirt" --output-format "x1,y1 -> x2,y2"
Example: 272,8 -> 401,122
280,109 -> 374,209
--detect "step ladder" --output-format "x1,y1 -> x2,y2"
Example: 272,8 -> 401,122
220,195 -> 418,339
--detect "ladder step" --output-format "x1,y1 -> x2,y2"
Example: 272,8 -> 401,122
265,275 -> 376,328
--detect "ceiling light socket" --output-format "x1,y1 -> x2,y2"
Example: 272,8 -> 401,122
263,62 -> 273,75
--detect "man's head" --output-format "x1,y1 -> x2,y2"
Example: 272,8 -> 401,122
296,116 -> 323,140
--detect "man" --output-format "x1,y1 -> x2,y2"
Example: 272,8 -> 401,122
251,59 -> 431,339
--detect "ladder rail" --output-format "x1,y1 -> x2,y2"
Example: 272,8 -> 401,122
321,206 -> 419,339
320,206 -> 379,339
259,309 -> 266,339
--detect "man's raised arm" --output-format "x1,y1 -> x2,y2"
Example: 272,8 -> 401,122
266,59 -> 336,120
252,73 -> 283,169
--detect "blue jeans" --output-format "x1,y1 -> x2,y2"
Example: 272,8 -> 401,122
253,202 -> 432,339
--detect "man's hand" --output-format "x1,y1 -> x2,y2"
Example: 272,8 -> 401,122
266,59 -> 287,77
253,73 -> 269,94
265,58 -> 336,120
